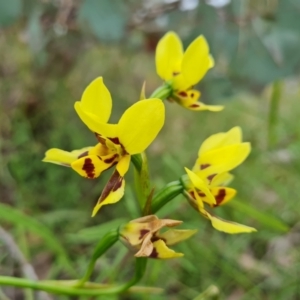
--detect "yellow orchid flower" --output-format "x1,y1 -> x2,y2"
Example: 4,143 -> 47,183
183,127 -> 256,234
120,215 -> 197,259
43,77 -> 165,216
155,31 -> 223,112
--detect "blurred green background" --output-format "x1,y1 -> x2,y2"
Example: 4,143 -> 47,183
1,0 -> 300,299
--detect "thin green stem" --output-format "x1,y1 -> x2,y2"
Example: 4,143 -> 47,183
76,229 -> 119,287
268,80 -> 282,149
151,180 -> 184,213
131,154 -> 142,173
0,258 -> 147,296
150,84 -> 172,100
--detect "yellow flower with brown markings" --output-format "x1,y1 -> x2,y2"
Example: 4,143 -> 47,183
184,127 -> 256,234
43,77 -> 165,216
120,215 -> 197,259
155,31 -> 223,112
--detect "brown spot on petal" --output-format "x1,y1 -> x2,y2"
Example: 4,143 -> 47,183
98,170 -> 121,203
96,135 -> 106,145
191,93 -> 194,98
190,104 -> 200,108
207,173 -> 217,183
112,176 -> 123,192
78,151 -> 89,159
198,192 -> 206,197
173,72 -> 180,76
139,229 -> 150,240
178,91 -> 188,97
104,154 -> 118,164
109,137 -> 120,145
149,247 -> 159,258
83,158 -> 95,179
214,188 -> 226,206
189,191 -> 196,199
151,235 -> 166,243
200,164 -> 210,170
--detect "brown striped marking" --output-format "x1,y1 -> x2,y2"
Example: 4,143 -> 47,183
200,164 -> 210,170
139,229 -> 150,240
104,154 -> 118,164
149,247 -> 159,258
82,158 -> 95,178
190,103 -> 200,108
178,91 -> 188,97
214,188 -> 226,206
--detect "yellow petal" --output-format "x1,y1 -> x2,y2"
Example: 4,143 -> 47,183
173,89 -> 223,111
151,239 -> 183,259
206,212 -> 257,234
157,229 -> 197,246
196,143 -> 251,176
185,168 -> 216,205
118,99 -> 165,154
80,77 -> 112,123
116,155 -> 131,176
210,172 -> 234,187
71,155 -> 113,179
43,147 -> 92,166
187,102 -> 224,112
120,222 -> 153,246
172,73 -> 190,91
181,35 -> 212,87
198,127 -> 242,156
155,31 -> 183,81
208,187 -> 236,207
74,102 -> 118,137
92,170 -> 125,216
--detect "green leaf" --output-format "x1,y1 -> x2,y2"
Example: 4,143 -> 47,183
228,199 -> 289,233
0,0 -> 22,27
78,0 -> 127,42
0,203 -> 75,275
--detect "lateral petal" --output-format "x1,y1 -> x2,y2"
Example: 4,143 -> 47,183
151,239 -> 183,259
198,127 -> 242,156
206,212 -> 257,234
185,168 -> 216,205
92,170 -> 125,216
118,99 -> 165,154
196,143 -> 251,175
185,102 -> 223,112
80,77 -> 112,123
155,31 -> 184,81
43,147 -> 92,166
74,102 -> 118,137
181,35 -> 212,87
71,155 -> 113,179
116,155 -> 131,176
157,229 -> 197,246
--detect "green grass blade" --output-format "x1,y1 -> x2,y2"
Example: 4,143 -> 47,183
228,199 -> 289,233
0,203 -> 75,275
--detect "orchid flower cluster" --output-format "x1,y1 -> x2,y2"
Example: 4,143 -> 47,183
43,31 -> 256,291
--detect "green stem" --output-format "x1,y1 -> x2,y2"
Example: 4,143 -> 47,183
0,257 -> 147,296
151,180 -> 184,213
150,84 -> 172,100
76,229 -> 119,287
0,258 -> 146,296
131,154 -> 142,173
268,80 -> 282,149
